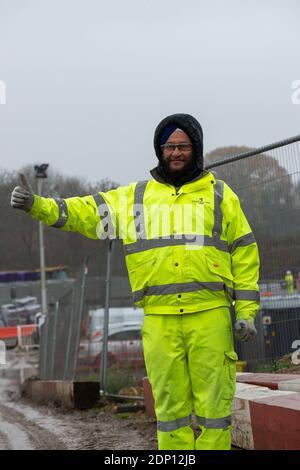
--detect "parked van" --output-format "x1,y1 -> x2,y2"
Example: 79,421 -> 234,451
88,307 -> 144,341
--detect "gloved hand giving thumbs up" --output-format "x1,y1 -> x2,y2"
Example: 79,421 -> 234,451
11,173 -> 35,212
11,186 -> 34,211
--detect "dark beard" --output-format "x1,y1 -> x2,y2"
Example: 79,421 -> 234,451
159,156 -> 202,187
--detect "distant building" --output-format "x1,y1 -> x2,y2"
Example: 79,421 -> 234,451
0,265 -> 70,283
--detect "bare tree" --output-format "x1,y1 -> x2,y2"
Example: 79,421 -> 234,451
0,166 -> 120,274
205,146 -> 299,279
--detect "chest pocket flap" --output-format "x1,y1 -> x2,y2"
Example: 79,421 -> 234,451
205,255 -> 233,281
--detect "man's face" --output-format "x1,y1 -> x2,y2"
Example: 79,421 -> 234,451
161,130 -> 193,174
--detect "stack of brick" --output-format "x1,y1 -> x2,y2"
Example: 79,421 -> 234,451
236,372 -> 300,391
232,381 -> 300,449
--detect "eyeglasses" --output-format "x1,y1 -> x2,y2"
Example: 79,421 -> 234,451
161,143 -> 193,154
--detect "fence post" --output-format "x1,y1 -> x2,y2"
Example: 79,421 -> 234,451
63,300 -> 74,381
17,325 -> 21,349
0,340 -> 6,365
39,316 -> 49,379
100,240 -> 114,395
50,301 -> 59,379
72,256 -> 89,380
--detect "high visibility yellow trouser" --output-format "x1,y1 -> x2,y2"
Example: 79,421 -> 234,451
142,307 -> 237,450
287,284 -> 294,295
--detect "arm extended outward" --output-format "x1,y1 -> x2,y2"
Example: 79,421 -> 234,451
11,183 -> 131,240
11,185 -> 108,240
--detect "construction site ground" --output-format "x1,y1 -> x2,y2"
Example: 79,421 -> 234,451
0,349 -> 157,450
5,348 -> 297,451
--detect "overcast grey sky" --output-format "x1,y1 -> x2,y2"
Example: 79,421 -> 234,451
0,0 -> 299,185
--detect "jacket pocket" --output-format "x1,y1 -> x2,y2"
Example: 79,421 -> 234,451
126,254 -> 157,294
205,255 -> 233,282
127,256 -> 156,273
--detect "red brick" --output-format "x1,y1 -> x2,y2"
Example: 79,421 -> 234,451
237,373 -> 300,390
250,393 -> 300,450
142,377 -> 155,418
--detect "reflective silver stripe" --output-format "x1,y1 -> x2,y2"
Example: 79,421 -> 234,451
93,193 -> 104,207
133,281 -> 225,302
157,414 -> 192,432
224,285 -> 234,299
196,415 -> 231,429
124,235 -> 228,255
134,181 -> 148,239
212,180 -> 224,239
93,193 -> 114,236
234,290 -> 260,301
229,232 -> 256,253
204,236 -> 228,252
52,198 -> 69,228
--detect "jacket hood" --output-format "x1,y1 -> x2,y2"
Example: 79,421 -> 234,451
152,113 -> 204,186
153,113 -> 204,172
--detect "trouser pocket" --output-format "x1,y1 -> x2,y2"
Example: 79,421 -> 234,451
223,350 -> 238,400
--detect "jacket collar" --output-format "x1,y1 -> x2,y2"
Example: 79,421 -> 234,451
150,166 -> 215,192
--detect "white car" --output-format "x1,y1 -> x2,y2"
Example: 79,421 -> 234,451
79,322 -> 144,368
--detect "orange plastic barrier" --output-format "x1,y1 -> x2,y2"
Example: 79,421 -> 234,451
0,325 -> 35,340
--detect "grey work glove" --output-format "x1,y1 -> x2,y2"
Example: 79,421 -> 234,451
11,186 -> 34,212
234,320 -> 257,342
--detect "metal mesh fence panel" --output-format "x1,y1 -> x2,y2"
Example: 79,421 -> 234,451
38,260 -> 88,380
55,290 -> 73,380
75,242 -> 146,395
210,136 -> 300,370
208,138 -> 300,283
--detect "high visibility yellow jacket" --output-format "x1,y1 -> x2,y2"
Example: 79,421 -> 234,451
30,171 -> 260,321
285,273 -> 294,294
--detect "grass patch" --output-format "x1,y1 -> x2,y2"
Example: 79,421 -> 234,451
106,363 -> 136,394
255,354 -> 295,373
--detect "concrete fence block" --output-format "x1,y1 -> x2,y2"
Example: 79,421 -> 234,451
232,382 -> 300,449
278,378 -> 300,392
23,379 -> 99,409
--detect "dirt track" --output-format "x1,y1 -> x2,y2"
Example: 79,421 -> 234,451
0,350 -> 157,450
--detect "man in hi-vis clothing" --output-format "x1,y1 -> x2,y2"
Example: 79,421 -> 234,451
11,114 -> 259,450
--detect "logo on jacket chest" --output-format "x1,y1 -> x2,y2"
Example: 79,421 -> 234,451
191,197 -> 210,205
